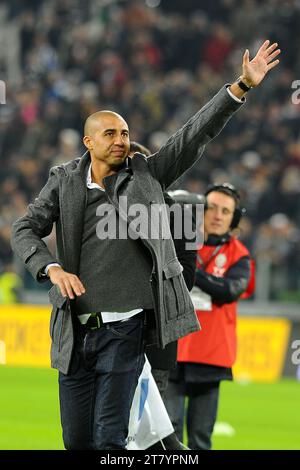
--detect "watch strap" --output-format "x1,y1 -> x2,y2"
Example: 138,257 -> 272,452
237,76 -> 251,92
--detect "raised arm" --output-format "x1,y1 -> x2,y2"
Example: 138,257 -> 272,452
148,40 -> 280,189
147,86 -> 242,190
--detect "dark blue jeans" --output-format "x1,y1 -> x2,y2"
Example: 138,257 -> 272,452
58,313 -> 146,450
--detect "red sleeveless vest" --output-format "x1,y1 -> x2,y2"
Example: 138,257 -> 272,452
177,237 -> 250,368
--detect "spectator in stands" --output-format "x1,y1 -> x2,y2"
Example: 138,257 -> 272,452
0,263 -> 23,304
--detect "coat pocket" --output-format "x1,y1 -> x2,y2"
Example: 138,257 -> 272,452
162,259 -> 187,322
48,284 -> 68,309
48,285 -> 68,349
163,259 -> 183,280
49,307 -> 59,341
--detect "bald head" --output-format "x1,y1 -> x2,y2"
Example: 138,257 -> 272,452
84,110 -> 128,137
82,110 -> 130,168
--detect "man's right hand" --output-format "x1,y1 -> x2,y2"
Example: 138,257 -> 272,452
48,266 -> 86,299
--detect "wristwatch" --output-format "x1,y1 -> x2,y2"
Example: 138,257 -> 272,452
236,76 -> 252,92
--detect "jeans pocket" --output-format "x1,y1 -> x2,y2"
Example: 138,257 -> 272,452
107,316 -> 143,343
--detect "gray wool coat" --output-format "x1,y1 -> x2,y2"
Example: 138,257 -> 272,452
11,86 -> 243,374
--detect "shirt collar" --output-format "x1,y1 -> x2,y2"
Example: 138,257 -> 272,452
86,163 -> 105,191
86,157 -> 132,191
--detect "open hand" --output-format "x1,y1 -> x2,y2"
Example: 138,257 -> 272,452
242,40 -> 280,87
48,266 -> 85,299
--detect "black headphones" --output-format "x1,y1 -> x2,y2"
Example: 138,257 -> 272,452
204,183 -> 246,229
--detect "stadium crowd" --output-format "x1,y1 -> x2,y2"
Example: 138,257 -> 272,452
0,0 -> 299,300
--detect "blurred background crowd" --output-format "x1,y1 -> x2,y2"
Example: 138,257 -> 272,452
0,0 -> 299,302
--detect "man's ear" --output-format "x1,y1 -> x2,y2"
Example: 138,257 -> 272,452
83,135 -> 92,150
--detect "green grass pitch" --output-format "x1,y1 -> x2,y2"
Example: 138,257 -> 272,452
0,365 -> 299,450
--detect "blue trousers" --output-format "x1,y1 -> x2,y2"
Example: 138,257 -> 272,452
58,313 -> 145,450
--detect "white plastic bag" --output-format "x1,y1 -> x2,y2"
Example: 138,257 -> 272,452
126,355 -> 174,450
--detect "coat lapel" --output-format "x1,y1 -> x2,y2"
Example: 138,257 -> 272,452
59,153 -> 89,274
104,171 -> 131,205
